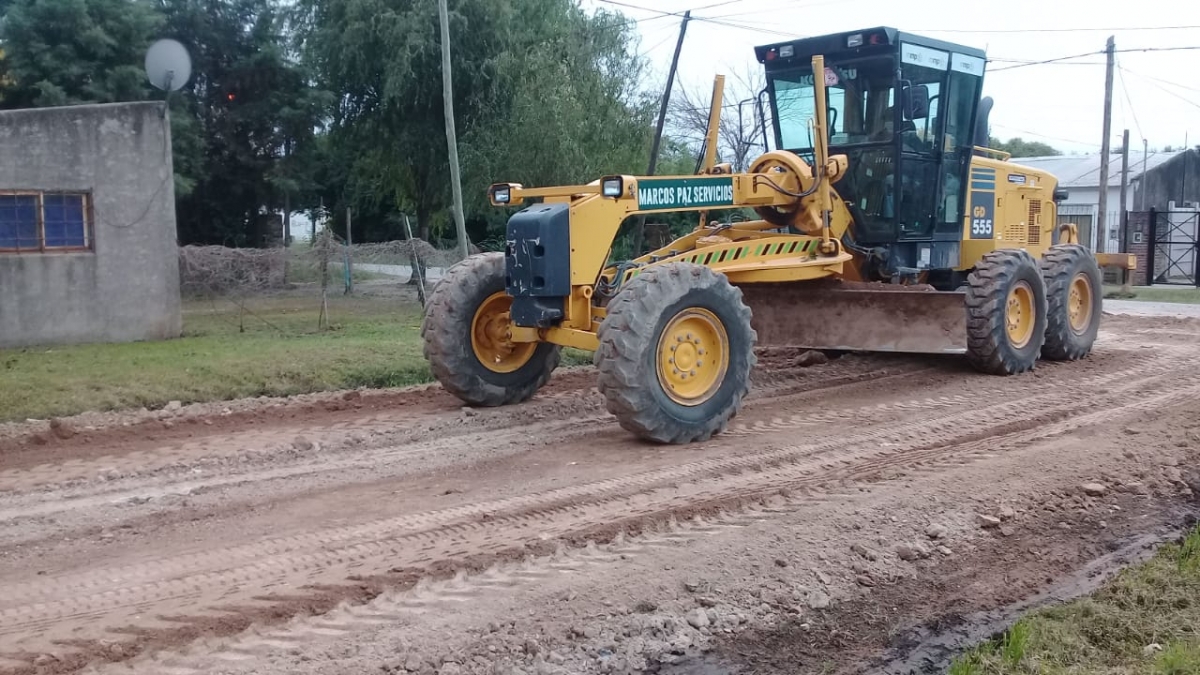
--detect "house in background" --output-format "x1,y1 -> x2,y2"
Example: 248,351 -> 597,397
0,101 -> 182,349
1016,148 -> 1200,253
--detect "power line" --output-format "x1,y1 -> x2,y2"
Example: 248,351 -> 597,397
990,123 -> 1102,149
1115,58 -> 1144,142
987,50 -> 1104,72
1120,66 -> 1200,111
1117,65 -> 1200,95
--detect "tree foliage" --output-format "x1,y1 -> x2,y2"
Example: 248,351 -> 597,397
295,0 -> 654,245
0,0 -> 163,108
988,136 -> 1061,158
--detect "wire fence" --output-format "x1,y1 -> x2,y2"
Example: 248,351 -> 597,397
178,229 -> 475,332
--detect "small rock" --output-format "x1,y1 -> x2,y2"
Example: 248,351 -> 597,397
685,608 -> 710,629
343,390 -> 362,401
1100,520 -> 1108,528
697,597 -> 718,608
633,600 -> 658,613
807,590 -> 831,609
998,505 -> 1016,521
814,570 -> 831,585
293,436 -> 314,452
937,546 -> 953,556
1081,483 -> 1108,497
49,418 -> 76,440
439,663 -> 464,675
1058,521 -> 1072,530
925,523 -> 948,539
850,544 -> 878,561
1143,643 -> 1163,656
978,514 -> 1002,529
165,400 -> 183,412
33,654 -> 56,667
856,575 -> 876,587
546,652 -> 565,666
461,406 -> 477,417
683,579 -> 704,593
896,544 -> 926,562
524,639 -> 541,656
774,558 -> 789,567
1124,426 -> 1146,435
404,655 -> 424,672
999,525 -> 1016,538
793,350 -> 829,368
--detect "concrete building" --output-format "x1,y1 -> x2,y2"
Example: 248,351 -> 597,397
0,101 -> 182,348
1015,148 -> 1200,253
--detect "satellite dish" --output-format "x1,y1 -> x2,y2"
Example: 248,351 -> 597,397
144,39 -> 192,92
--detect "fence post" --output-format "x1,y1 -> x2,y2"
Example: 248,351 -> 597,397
1147,207 -> 1157,286
344,207 -> 354,295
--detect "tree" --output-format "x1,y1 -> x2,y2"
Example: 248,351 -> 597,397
158,0 -> 332,246
0,0 -> 164,108
988,136 -> 1061,158
668,65 -> 767,173
295,0 -> 654,249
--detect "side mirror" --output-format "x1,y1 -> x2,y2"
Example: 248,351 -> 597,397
902,84 -> 930,121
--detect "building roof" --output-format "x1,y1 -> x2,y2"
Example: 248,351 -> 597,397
1011,150 -> 1186,189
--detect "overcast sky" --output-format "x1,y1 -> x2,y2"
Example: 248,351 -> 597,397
579,0 -> 1200,155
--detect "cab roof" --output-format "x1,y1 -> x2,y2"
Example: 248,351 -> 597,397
754,26 -> 988,66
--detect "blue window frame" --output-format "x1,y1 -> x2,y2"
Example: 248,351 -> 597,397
0,191 -> 92,252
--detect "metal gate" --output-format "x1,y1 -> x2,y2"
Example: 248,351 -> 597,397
1148,208 -> 1200,287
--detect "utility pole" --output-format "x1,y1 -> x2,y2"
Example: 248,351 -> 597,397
1096,36 -> 1115,253
438,0 -> 470,260
633,10 -> 690,256
1120,129 -> 1131,292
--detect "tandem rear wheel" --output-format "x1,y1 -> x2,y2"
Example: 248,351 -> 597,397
964,246 -> 1102,376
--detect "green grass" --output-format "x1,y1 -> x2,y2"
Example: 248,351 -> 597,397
1104,285 -> 1200,304
0,291 -> 592,423
949,524 -> 1200,674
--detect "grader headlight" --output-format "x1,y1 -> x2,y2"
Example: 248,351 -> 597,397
601,176 -> 624,198
488,183 -> 519,206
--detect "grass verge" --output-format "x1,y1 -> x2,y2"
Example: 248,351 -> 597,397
1104,285 -> 1200,304
949,523 -> 1200,674
0,290 -> 592,423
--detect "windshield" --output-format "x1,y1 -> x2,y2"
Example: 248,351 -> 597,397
770,57 -> 896,151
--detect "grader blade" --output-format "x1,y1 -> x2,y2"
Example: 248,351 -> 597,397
737,282 -> 970,354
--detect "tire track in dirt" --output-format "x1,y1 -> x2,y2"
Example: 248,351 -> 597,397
97,375 -> 1200,675
0,358 -> 930,493
0,353 -> 1189,661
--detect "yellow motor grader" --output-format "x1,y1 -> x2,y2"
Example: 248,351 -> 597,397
421,27 -> 1124,444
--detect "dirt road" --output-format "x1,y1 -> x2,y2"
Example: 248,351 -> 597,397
1,312 -> 1199,675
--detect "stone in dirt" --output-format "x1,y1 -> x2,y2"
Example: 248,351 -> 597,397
685,608 -> 710,629
165,400 -> 183,412
999,525 -> 1016,538
292,436 -> 315,452
807,590 -> 831,609
814,569 -> 832,585
1081,483 -> 1108,497
998,505 -> 1016,521
850,543 -> 878,561
792,350 -> 829,368
856,574 -> 876,587
925,523 -> 948,539
895,544 -> 927,561
978,514 -> 1002,528
49,418 -> 76,440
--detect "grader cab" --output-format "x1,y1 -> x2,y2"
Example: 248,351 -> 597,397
421,27 -> 1112,444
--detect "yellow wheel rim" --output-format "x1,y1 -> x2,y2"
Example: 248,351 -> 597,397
470,292 -> 536,374
656,308 -> 730,406
1067,272 -> 1093,333
1005,280 -> 1036,349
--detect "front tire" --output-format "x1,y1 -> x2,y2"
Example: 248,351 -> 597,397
421,252 -> 560,406
595,263 -> 756,444
1040,244 -> 1102,361
964,249 -> 1048,375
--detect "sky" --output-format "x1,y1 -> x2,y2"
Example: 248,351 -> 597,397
578,0 -> 1200,155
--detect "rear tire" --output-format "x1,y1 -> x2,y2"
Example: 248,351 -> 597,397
595,263 -> 756,444
1039,244 -> 1102,361
421,252 -> 560,406
964,249 -> 1048,375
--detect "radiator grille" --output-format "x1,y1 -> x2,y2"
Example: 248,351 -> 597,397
1028,199 -> 1043,245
